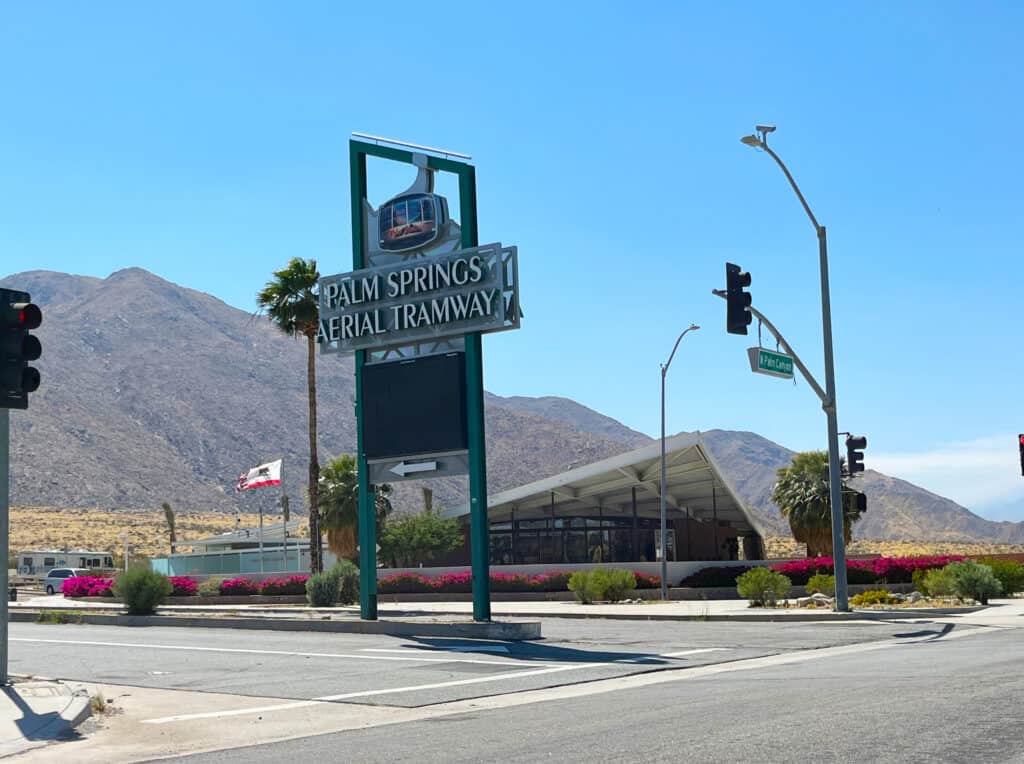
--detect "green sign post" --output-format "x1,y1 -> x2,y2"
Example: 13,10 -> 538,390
346,138 -> 502,622
747,346 -> 794,379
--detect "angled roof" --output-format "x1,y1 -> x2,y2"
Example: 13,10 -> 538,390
172,520 -> 304,550
442,432 -> 766,538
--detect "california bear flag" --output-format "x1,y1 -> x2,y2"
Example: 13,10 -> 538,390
236,459 -> 282,492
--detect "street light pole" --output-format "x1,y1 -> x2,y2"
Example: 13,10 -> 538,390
740,126 -> 850,612
660,324 -> 700,600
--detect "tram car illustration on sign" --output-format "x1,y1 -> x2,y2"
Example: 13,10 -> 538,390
378,192 -> 450,252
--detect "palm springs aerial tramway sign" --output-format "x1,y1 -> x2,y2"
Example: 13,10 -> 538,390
319,135 -> 521,622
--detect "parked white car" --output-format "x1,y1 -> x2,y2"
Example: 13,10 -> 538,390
43,567 -> 90,595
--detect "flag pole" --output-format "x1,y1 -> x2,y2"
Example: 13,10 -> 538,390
259,502 -> 265,574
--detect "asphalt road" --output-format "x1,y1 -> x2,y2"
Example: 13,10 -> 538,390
10,618 -> 926,708
166,625 -> 1024,764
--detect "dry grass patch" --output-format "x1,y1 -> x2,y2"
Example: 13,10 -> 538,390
10,507 -> 307,559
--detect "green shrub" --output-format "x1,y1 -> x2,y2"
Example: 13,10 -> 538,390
328,560 -> 360,604
197,576 -> 226,597
306,571 -> 341,607
568,571 -> 595,603
113,569 -> 173,615
946,560 -> 1002,605
850,589 -> 900,607
806,573 -> 835,597
567,569 -> 638,603
919,567 -> 956,597
588,569 -> 636,602
978,558 -> 1024,597
736,568 -> 791,607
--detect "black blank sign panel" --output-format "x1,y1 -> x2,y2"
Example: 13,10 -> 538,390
361,352 -> 468,460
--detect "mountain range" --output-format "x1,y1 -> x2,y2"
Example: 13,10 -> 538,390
4,267 -> 1023,544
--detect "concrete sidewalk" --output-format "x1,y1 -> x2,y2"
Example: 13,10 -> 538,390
0,679 -> 92,758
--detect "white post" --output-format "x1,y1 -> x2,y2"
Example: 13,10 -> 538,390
258,505 -> 265,574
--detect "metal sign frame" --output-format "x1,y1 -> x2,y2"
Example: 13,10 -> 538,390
349,139 -> 492,622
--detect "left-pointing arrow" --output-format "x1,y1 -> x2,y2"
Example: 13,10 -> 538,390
390,461 -> 438,478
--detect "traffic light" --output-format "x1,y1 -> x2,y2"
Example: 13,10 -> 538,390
846,435 -> 867,474
1019,434 -> 1024,477
0,288 -> 42,410
725,262 -> 752,335
854,491 -> 867,513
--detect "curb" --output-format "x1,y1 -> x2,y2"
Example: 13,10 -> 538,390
11,610 -> 542,640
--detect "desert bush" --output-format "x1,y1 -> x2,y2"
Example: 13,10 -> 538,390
946,560 -> 1002,605
329,560 -> 360,604
588,569 -> 637,602
197,577 -> 226,597
918,566 -> 957,597
736,568 -> 791,607
806,573 -> 835,596
568,571 -> 595,603
977,558 -> 1024,597
850,589 -> 900,607
113,569 -> 173,615
306,571 -> 340,607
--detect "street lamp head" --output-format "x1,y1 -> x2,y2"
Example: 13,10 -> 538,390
755,124 -> 776,135
689,324 -> 701,331
740,134 -> 762,148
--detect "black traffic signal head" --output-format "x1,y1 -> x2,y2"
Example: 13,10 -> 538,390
725,262 -> 752,335
854,491 -> 867,513
846,434 -> 867,474
1019,434 -> 1024,477
0,288 -> 42,410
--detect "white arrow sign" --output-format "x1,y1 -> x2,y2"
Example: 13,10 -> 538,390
389,460 -> 438,478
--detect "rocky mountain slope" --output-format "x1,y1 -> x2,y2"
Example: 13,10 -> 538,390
4,267 -> 1022,544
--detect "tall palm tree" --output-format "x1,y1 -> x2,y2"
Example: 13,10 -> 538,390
318,453 -> 392,562
257,258 -> 323,572
770,450 -> 864,558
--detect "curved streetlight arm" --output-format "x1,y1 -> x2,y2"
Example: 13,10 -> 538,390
755,141 -> 821,234
661,325 -> 699,375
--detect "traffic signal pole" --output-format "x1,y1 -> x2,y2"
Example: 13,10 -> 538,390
711,290 -> 849,611
0,409 -> 9,684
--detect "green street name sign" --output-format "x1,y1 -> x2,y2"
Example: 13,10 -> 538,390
747,346 -> 794,379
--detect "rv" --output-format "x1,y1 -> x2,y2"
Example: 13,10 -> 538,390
16,549 -> 114,576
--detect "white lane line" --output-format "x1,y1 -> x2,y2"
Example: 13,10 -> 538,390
139,647 -> 739,724
363,645 -> 511,654
142,663 -> 602,724
10,638 -> 553,668
662,648 -> 728,658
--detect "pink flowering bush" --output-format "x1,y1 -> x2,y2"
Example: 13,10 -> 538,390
771,557 -> 876,585
63,576 -> 114,597
376,569 -> 653,595
378,573 -> 435,594
259,575 -> 309,595
168,577 -> 198,596
219,577 -> 259,596
868,555 -> 964,583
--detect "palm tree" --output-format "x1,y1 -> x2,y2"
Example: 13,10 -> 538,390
318,453 -> 392,561
256,258 -> 324,572
770,450 -> 865,557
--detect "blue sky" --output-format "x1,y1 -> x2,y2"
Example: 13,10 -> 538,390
3,2 -> 1022,519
